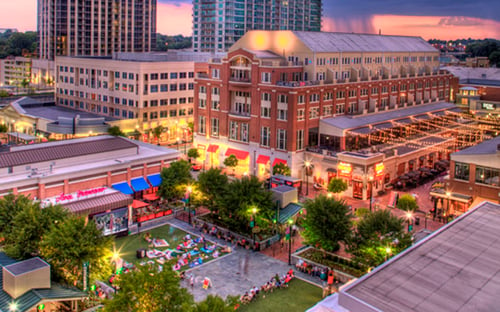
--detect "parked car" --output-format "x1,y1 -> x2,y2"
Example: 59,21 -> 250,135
191,164 -> 202,171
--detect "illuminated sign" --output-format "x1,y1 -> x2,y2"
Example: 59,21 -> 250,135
338,162 -> 352,177
482,103 -> 496,110
54,187 -> 107,204
375,162 -> 385,177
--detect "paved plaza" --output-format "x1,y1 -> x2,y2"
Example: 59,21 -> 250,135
168,219 -> 319,302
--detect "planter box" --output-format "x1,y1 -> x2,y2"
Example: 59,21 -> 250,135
292,246 -> 360,284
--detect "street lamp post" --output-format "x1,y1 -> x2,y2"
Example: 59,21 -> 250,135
176,137 -> 180,151
406,211 -> 414,232
183,130 -> 187,154
287,219 -> 293,265
368,176 -> 374,212
250,207 -> 257,250
187,186 -> 192,225
445,191 -> 451,223
385,246 -> 392,262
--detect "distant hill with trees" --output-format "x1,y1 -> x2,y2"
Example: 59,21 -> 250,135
0,30 -> 37,58
155,34 -> 192,51
428,38 -> 500,67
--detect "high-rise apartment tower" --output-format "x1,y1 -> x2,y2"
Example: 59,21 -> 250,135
192,0 -> 322,52
37,0 -> 157,60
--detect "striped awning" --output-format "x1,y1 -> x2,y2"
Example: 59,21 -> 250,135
63,192 -> 133,215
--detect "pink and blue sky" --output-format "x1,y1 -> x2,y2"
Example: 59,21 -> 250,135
1,0 -> 499,40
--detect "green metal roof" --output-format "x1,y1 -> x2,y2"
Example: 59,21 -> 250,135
279,203 -> 303,224
0,253 -> 87,312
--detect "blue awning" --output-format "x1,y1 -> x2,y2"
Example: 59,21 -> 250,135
147,174 -> 162,187
131,177 -> 150,192
112,182 -> 134,195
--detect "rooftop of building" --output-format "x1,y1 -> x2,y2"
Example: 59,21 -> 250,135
453,135 -> 500,156
0,136 -> 179,187
319,201 -> 500,312
10,97 -> 117,122
442,66 -> 500,86
321,102 -> 459,130
0,253 -> 86,312
63,51 -> 226,63
291,31 -> 437,53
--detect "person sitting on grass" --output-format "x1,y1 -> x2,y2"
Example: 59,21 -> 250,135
144,232 -> 152,243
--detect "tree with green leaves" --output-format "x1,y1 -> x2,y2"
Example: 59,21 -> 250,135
194,295 -> 239,312
223,154 -> 238,175
0,123 -> 7,132
197,168 -> 228,211
327,178 -> 348,199
187,148 -> 200,163
3,203 -> 68,260
107,126 -> 125,137
219,176 -> 274,233
103,264 -> 193,312
349,210 -> 412,267
301,195 -> 352,252
157,160 -> 193,201
272,162 -> 291,176
0,193 -> 28,236
152,125 -> 164,145
396,194 -> 418,212
40,216 -> 113,287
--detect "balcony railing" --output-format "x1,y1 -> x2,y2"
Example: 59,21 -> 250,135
229,77 -> 251,83
228,111 -> 251,118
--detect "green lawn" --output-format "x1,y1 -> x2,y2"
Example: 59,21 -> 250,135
238,279 -> 323,312
114,225 -> 188,263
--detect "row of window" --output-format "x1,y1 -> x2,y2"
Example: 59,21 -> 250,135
198,116 -> 293,151
314,56 -> 437,66
57,66 -> 195,81
149,83 -> 194,93
454,162 -> 499,187
58,98 -> 136,119
143,108 -> 194,121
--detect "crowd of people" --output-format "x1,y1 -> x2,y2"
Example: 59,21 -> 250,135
239,269 -> 294,304
295,259 -> 330,281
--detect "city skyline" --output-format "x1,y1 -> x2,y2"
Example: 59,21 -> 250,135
0,0 -> 498,40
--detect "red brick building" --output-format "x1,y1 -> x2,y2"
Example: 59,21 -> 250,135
194,31 -> 457,182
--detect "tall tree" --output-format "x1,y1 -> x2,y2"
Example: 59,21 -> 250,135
272,162 -> 291,176
0,193 -> 28,236
40,216 -> 113,287
219,176 -> 274,233
301,195 -> 352,252
197,168 -> 228,211
152,125 -> 164,144
349,210 -> 412,267
103,264 -> 193,312
3,203 -> 68,260
157,160 -> 193,201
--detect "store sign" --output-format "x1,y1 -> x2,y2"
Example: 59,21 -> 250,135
338,162 -> 352,177
55,187 -> 107,204
375,162 -> 385,177
482,103 -> 495,110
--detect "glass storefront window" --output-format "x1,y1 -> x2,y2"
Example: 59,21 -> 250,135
475,166 -> 499,186
454,162 -> 469,181
93,207 -> 128,236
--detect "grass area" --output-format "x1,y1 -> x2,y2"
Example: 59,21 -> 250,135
114,225 -> 187,263
237,279 -> 323,312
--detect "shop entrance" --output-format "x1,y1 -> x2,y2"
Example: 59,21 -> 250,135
353,181 -> 363,199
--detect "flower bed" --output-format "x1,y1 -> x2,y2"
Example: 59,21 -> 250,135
297,248 -> 367,278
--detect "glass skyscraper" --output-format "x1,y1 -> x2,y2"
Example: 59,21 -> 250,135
192,0 -> 322,52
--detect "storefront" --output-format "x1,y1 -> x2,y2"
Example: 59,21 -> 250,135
256,155 -> 271,178
41,187 -> 134,236
225,148 -> 250,175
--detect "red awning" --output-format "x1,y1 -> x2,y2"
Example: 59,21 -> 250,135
256,155 -> 270,165
143,193 -> 159,201
132,200 -> 150,209
225,148 -> 249,160
207,144 -> 219,153
272,158 -> 288,167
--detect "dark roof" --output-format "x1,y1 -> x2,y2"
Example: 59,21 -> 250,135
0,253 -> 86,312
3,258 -> 48,276
272,185 -> 296,193
63,191 -> 133,215
0,136 -> 137,168
279,203 -> 303,224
